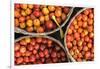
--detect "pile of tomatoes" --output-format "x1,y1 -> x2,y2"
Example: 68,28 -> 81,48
66,8 -> 94,61
15,4 -> 70,33
15,37 -> 67,65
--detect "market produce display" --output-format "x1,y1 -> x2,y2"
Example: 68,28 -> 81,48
14,3 -> 94,66
15,36 -> 68,65
14,4 -> 71,34
65,8 -> 94,61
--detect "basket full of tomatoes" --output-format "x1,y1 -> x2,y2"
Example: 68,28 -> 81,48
64,8 -> 94,62
14,4 -> 73,36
